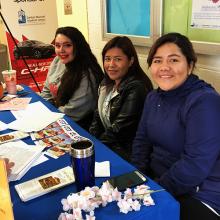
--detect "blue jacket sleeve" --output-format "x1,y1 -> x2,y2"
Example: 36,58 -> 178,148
131,96 -> 153,174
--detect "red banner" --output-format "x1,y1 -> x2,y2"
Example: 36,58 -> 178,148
6,33 -> 55,92
1,0 -> 58,92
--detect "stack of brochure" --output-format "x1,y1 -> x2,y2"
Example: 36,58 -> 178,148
14,163 -> 111,202
0,130 -> 29,144
15,166 -> 75,202
0,140 -> 44,181
31,118 -> 83,159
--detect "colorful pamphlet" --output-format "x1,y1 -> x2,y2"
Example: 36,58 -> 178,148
30,118 -> 69,140
31,119 -> 84,159
31,126 -> 66,140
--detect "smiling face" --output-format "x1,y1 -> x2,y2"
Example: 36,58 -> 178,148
149,43 -> 193,91
103,47 -> 133,87
54,34 -> 75,64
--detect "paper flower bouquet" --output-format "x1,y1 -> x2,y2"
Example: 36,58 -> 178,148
59,181 -> 164,220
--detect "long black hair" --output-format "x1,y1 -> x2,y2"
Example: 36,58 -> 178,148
55,27 -> 103,107
102,36 -> 153,91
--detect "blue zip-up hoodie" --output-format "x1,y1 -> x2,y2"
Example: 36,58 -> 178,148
132,74 -> 220,213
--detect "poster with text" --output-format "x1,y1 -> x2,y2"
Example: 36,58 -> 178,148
191,0 -> 220,30
0,0 -> 58,92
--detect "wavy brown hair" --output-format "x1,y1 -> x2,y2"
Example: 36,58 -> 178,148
55,27 -> 103,107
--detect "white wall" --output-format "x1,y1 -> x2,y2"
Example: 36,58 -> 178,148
87,0 -> 220,92
56,0 -> 88,40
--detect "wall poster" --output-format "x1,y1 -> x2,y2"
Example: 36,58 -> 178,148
0,0 -> 58,92
191,0 -> 220,30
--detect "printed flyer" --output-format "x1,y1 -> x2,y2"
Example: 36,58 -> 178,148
0,0 -> 58,91
31,119 -> 85,159
191,0 -> 220,30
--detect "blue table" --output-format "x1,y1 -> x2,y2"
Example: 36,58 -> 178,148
1,86 -> 179,220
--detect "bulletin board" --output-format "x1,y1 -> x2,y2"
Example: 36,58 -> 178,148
163,0 -> 220,55
101,0 -> 163,46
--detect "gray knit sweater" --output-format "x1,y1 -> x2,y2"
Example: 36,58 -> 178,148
41,56 -> 97,122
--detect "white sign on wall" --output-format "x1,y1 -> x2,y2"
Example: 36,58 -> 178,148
191,0 -> 220,30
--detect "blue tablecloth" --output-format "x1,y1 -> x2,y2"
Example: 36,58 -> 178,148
0,86 -> 179,220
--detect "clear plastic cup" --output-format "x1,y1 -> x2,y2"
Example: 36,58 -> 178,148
2,70 -> 17,95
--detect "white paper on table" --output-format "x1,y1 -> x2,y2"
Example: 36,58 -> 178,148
95,161 -> 110,177
0,120 -> 8,131
31,154 -> 49,167
8,101 -> 64,132
11,101 -> 51,119
0,140 -> 44,181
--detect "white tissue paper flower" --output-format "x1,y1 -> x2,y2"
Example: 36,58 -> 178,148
59,180 -> 164,220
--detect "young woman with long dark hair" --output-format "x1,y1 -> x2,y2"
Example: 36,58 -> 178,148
41,27 -> 103,129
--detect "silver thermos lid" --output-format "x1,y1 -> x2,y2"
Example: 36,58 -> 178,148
70,139 -> 94,158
